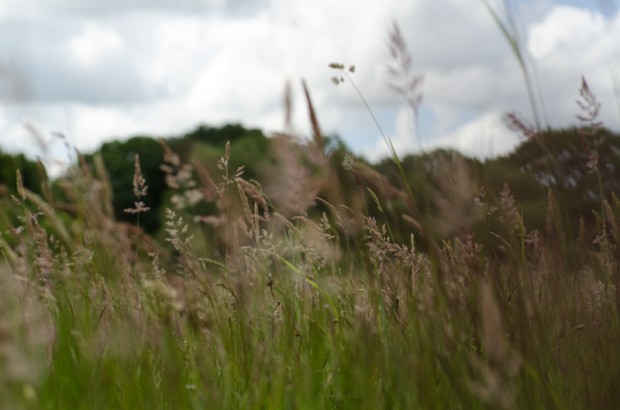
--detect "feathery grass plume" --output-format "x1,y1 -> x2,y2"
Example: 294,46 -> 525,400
266,135 -> 319,217
576,76 -> 602,176
193,158 -> 217,201
218,141 -> 244,263
288,214 -> 338,270
316,197 -> 344,229
12,172 -> 71,282
497,183 -> 522,235
235,178 -> 269,219
431,153 -> 480,236
124,155 -> 150,215
352,160 -> 403,202
160,138 -> 202,207
363,214 -> 420,317
160,142 -> 199,209
474,181 -> 498,221
504,112 -> 538,141
503,114 -> 561,194
15,169 -> 26,201
545,190 -> 565,244
284,80 -> 293,134
234,181 -> 261,245
20,185 -> 73,252
163,207 -> 201,278
160,140 -> 222,221
264,81 -> 330,224
386,20 -> 424,148
301,79 -> 324,153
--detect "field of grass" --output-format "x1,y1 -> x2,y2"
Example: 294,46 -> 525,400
0,111 -> 619,409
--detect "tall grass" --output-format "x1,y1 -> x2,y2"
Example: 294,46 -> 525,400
0,105 -> 619,410
0,35 -> 619,410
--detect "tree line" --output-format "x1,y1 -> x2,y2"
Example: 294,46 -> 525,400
1,123 -> 618,254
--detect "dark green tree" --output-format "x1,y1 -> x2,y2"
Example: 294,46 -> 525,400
502,128 -> 620,232
0,151 -> 43,196
94,137 -> 166,233
185,123 -> 264,147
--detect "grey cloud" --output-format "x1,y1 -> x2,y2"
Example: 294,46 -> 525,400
20,59 -> 162,105
1,0 -> 618,166
397,0 -> 509,71
0,0 -> 268,17
0,16 -> 179,104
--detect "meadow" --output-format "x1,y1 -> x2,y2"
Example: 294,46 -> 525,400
1,25 -> 620,410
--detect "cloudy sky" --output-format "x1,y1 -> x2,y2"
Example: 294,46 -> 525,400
0,0 -> 618,173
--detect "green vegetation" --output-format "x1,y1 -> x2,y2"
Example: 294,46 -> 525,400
0,113 -> 619,408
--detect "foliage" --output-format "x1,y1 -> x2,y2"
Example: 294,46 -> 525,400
0,123 -> 619,409
89,137 -> 167,233
3,122 -> 618,248
504,128 -> 620,224
185,123 -> 264,147
0,151 -> 46,234
0,150 -> 43,197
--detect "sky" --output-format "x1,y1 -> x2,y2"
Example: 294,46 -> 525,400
0,0 -> 619,174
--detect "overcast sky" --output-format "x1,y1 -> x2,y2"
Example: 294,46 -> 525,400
0,0 -> 619,173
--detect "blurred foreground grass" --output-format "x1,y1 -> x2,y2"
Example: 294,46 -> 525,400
0,132 -> 619,410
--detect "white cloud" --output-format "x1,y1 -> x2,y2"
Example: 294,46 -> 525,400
67,22 -> 124,68
361,106 -> 417,163
0,0 -> 618,170
434,112 -> 520,159
362,107 -> 519,163
0,0 -> 226,17
529,6 -> 606,60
